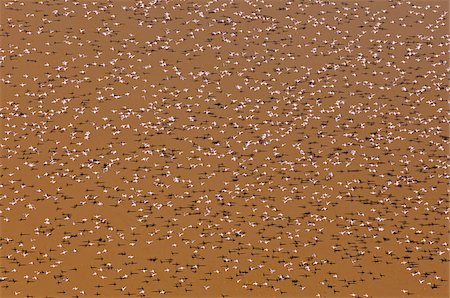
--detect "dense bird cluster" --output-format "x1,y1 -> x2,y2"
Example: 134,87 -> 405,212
0,0 -> 449,297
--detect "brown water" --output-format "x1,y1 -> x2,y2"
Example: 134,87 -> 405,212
0,0 -> 449,297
